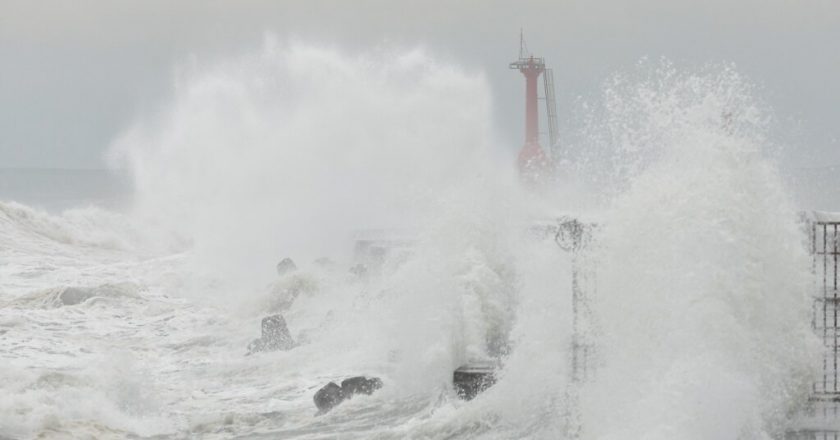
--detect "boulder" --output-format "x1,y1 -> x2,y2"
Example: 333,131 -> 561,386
341,376 -> 383,396
348,264 -> 367,278
276,258 -> 297,276
453,361 -> 496,400
313,382 -> 345,413
247,314 -> 295,355
261,315 -> 294,350
313,376 -> 383,414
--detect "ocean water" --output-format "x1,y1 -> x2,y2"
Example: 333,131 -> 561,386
0,169 -> 131,213
0,41 -> 822,439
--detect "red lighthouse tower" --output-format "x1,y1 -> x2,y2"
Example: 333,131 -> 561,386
510,34 -> 553,182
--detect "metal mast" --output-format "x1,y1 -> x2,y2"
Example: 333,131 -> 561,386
543,68 -> 559,153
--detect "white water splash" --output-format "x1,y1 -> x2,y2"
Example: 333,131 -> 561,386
577,63 -> 819,439
0,43 -> 820,440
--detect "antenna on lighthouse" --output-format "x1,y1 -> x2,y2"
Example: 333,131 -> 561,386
519,28 -> 529,59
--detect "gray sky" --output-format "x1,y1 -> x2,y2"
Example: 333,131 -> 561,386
1,0 -> 838,170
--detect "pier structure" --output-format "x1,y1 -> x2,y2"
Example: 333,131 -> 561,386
789,212 -> 840,439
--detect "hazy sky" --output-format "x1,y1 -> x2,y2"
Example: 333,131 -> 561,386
1,0 -> 838,170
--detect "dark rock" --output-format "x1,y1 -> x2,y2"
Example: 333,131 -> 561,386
313,376 -> 383,413
340,376 -> 383,396
261,315 -> 294,350
349,264 -> 367,277
247,314 -> 295,355
276,258 -> 297,276
453,361 -> 496,400
313,382 -> 345,413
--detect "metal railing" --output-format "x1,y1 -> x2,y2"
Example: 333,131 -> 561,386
789,213 -> 840,438
812,217 -> 840,413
